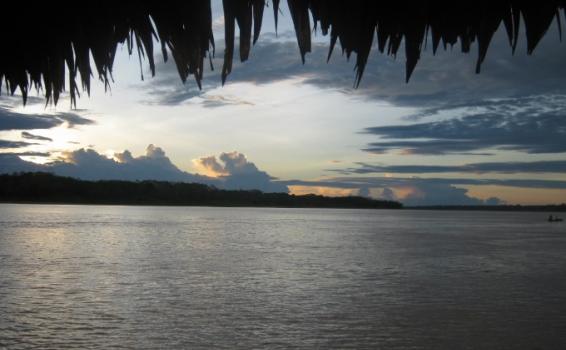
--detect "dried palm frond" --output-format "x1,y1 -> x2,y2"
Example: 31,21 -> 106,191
0,1 -> 564,106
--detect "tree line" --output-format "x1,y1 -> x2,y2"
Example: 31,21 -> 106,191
0,172 -> 403,209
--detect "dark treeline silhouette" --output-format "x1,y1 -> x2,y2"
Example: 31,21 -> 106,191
0,172 -> 402,209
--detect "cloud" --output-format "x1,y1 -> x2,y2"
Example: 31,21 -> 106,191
194,155 -> 228,176
0,108 -> 61,131
289,185 -> 357,197
357,186 -> 371,197
403,94 -> 566,121
0,154 -> 43,173
0,145 -> 214,184
339,160 -> 566,175
361,95 -> 566,155
141,33 -> 390,105
284,176 -> 566,191
21,132 -> 53,142
0,95 -> 45,107
380,187 -> 397,201
0,152 -> 51,175
194,151 -> 288,193
142,24 -> 566,107
55,113 -> 95,128
403,183 -> 503,206
379,183 -> 505,207
286,178 -> 504,206
0,106 -> 94,131
0,151 -> 50,157
50,145 -> 211,183
297,25 -> 566,107
0,145 -> 288,193
0,140 -> 36,148
200,95 -> 255,108
281,175 -> 566,205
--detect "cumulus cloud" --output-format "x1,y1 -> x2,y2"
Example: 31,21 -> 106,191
285,178 -> 496,205
1,145 -> 212,184
282,175 -> 566,206
290,179 -> 503,206
0,145 -> 288,193
378,183 -> 505,207
194,151 -> 288,193
136,27 -> 566,184
0,154 -> 43,173
48,145 -> 211,183
195,155 -> 228,176
138,28 -> 566,165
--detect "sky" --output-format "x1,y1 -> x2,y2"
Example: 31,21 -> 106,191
1,2 -> 566,206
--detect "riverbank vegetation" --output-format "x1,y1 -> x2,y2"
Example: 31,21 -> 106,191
0,172 -> 402,209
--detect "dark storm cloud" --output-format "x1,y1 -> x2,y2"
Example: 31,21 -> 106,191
0,146 -> 288,193
140,36 -> 300,105
55,113 -> 94,128
0,151 -> 51,157
141,26 -> 566,161
21,132 -> 53,142
338,160 -> 566,175
0,108 -> 61,130
362,95 -> 566,155
0,106 -> 94,131
0,140 -> 35,148
143,35 -> 401,105
143,23 -> 566,107
403,94 -> 566,121
142,82 -> 207,106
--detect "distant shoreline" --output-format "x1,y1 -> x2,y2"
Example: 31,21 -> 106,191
1,201 -> 564,213
0,172 -> 402,210
1,173 -> 564,212
0,200 -> 397,210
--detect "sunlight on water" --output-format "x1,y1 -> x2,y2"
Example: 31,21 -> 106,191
1,204 -> 565,349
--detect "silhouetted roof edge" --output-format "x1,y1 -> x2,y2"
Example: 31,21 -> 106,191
1,1 -> 564,106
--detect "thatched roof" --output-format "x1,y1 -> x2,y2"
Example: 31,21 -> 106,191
1,1 -> 564,106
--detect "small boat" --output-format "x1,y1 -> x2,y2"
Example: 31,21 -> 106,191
548,215 -> 564,222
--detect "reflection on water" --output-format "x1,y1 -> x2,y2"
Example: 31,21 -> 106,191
1,204 -> 566,349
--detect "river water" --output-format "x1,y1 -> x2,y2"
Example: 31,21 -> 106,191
1,204 -> 565,349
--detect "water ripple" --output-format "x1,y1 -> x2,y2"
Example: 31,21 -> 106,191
1,204 -> 565,349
